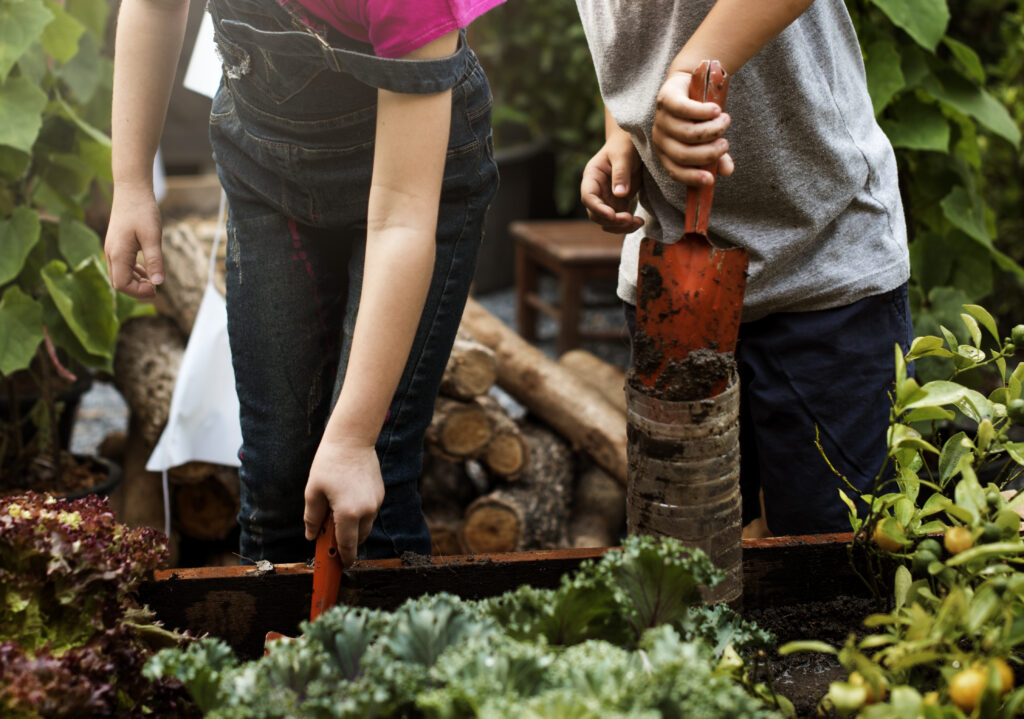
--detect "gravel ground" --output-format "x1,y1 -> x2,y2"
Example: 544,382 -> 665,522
70,280 -> 631,455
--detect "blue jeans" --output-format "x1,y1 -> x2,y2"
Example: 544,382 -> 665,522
208,0 -> 499,562
625,284 -> 913,536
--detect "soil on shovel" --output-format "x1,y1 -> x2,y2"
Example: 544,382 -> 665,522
746,595 -> 887,718
628,327 -> 734,402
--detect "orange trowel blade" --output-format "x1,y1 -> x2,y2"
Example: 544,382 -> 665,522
635,235 -> 748,393
310,514 -> 343,620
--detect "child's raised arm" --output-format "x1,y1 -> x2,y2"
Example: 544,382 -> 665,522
653,0 -> 815,186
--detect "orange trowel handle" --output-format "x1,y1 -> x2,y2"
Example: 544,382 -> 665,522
684,59 -> 730,237
310,514 -> 343,621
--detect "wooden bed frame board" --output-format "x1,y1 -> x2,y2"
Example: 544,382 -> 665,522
138,532 -> 876,659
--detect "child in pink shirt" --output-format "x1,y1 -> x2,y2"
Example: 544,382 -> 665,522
107,0 -> 502,566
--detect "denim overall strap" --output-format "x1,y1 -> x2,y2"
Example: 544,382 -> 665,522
217,16 -> 470,94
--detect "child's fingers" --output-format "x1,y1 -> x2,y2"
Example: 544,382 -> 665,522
334,512 -> 361,568
303,491 -> 328,542
655,134 -> 729,183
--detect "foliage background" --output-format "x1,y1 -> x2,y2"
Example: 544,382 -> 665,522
471,0 -> 1024,345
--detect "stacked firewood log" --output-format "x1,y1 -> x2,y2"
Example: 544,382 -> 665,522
110,208 -> 627,563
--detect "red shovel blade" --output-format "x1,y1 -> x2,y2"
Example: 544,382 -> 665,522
634,235 -> 748,394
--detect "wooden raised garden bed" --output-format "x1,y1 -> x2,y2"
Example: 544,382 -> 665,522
140,532 -> 872,660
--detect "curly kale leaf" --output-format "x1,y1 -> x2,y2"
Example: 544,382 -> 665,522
678,603 -> 774,658
377,592 -> 493,668
594,535 -> 723,642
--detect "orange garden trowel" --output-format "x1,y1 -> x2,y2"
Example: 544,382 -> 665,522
634,59 -> 748,398
265,515 -> 343,649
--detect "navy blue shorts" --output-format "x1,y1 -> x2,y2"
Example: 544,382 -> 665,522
626,284 -> 913,536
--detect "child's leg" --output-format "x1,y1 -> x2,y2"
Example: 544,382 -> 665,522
223,194 -> 353,563
736,284 -> 914,536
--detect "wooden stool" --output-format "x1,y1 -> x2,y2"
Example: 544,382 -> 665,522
512,220 -> 626,355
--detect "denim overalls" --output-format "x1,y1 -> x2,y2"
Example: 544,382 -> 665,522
207,0 -> 499,562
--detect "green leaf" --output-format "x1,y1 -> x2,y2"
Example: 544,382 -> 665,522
77,138 -> 112,183
869,0 -> 949,51
962,304 -> 998,343
879,97 -> 949,152
0,285 -> 44,375
0,206 -> 42,285
16,40 -> 47,85
0,146 -> 29,180
0,0 -> 53,82
938,432 -> 971,483
960,313 -> 982,348
65,0 -> 108,40
946,541 -> 1024,567
864,40 -> 904,114
38,151 -> 96,200
53,94 -> 110,147
942,37 -> 984,84
906,335 -> 952,360
941,186 -> 991,245
904,406 -> 955,423
39,0 -> 84,65
115,291 -> 155,324
58,215 -> 102,269
778,640 -> 838,656
0,75 -> 49,154
921,71 -> 1021,147
950,241 -> 993,301
894,565 -> 912,610
55,29 -> 101,104
39,257 -> 117,357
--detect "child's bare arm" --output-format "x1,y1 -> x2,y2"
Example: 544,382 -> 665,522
105,0 -> 191,298
303,31 -> 459,566
653,0 -> 815,186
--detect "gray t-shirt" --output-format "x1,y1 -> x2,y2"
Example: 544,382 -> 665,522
576,0 -> 910,321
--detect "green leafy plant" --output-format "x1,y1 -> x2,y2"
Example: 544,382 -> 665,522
0,491 -> 195,717
847,0 -> 1023,368
0,0 -> 152,487
146,535 -> 792,718
783,305 -> 1024,716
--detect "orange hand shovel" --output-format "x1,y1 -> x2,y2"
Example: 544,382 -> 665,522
634,59 -> 748,397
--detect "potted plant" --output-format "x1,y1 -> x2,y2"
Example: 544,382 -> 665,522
0,0 -> 150,493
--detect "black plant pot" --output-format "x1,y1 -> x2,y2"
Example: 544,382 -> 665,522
61,455 -> 123,500
0,373 -> 93,451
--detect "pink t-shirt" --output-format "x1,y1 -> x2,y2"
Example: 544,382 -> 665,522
283,0 -> 504,59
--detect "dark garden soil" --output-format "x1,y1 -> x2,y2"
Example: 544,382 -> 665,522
746,595 -> 888,718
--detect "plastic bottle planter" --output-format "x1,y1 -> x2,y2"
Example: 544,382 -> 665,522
625,376 -> 742,606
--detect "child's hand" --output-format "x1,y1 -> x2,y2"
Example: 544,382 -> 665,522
652,70 -> 734,187
580,129 -> 645,234
104,183 -> 165,298
303,438 -> 385,568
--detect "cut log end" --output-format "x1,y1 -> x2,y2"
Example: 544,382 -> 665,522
462,498 -> 522,554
